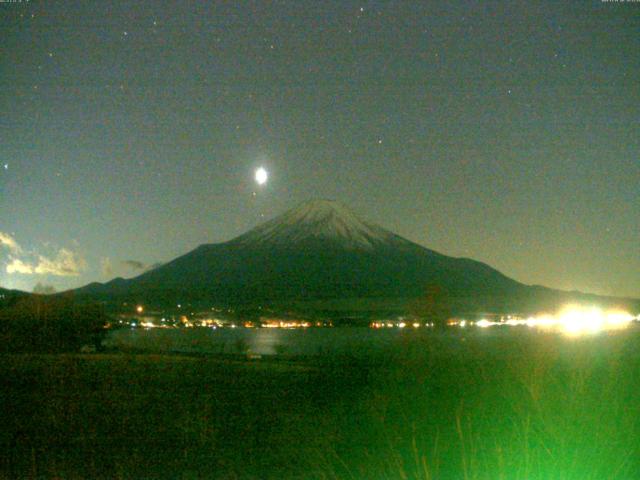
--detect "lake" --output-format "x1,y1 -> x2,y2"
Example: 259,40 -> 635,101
104,326 -> 483,355
103,323 -> 640,356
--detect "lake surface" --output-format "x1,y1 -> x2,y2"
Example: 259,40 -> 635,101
104,324 -> 638,356
104,326 -> 483,356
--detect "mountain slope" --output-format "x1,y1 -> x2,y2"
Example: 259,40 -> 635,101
0,287 -> 31,307
75,199 -> 522,306
72,200 -> 637,314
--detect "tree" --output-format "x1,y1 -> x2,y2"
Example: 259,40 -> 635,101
0,295 -> 109,353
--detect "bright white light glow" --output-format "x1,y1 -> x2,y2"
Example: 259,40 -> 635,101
472,305 -> 635,336
255,167 -> 268,185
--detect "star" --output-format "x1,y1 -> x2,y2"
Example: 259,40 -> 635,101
3,164 -> 8,170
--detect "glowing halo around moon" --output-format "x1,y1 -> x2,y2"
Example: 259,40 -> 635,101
255,167 -> 268,185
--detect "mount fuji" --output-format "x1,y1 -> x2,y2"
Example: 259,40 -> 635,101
73,200 -> 635,315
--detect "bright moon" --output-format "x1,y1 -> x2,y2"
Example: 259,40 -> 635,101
255,167 -> 268,185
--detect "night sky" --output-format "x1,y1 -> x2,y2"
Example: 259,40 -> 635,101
1,1 -> 638,298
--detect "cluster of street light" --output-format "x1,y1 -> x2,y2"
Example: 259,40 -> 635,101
368,305 -> 638,337
469,305 -> 637,336
125,304 -> 637,337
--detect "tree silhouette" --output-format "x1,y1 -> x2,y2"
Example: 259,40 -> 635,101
0,295 -> 108,353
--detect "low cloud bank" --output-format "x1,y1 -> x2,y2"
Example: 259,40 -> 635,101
1,232 -> 86,277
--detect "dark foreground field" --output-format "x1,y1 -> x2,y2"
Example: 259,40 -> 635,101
2,330 -> 640,479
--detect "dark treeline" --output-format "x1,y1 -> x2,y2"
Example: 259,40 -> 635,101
0,296 -> 108,353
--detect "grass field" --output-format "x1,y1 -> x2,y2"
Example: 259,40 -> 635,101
2,329 -> 640,479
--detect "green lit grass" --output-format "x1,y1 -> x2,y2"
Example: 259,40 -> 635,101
1,330 -> 639,479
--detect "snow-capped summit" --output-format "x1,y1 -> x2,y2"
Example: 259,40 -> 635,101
231,199 -> 401,249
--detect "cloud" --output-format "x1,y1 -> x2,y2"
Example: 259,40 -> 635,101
34,249 -> 86,276
123,260 -> 146,271
0,232 -> 21,254
101,258 -> 162,279
6,258 -> 34,274
2,233 -> 87,277
101,257 -> 114,277
122,260 -> 162,273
